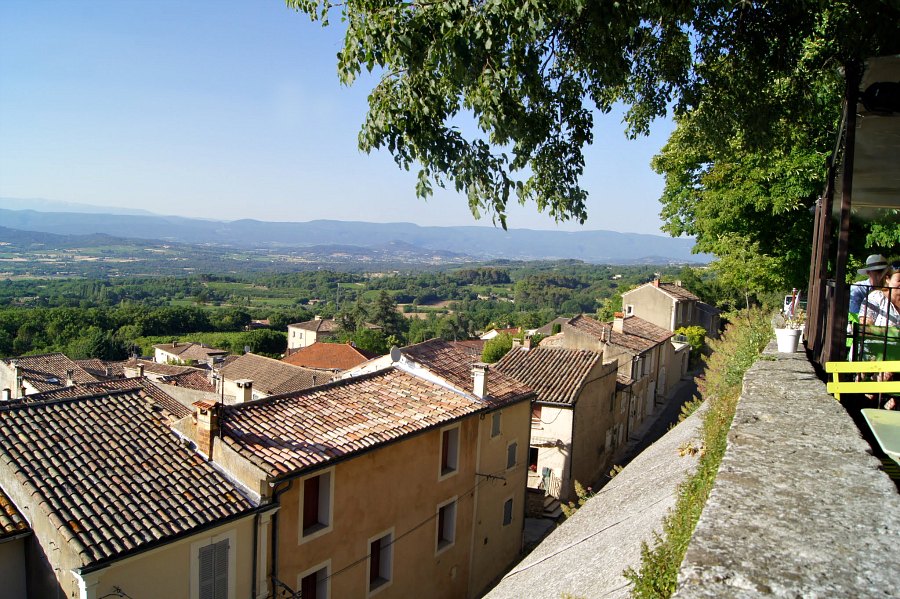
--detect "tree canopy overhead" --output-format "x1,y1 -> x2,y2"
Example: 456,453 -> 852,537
288,0 -> 899,232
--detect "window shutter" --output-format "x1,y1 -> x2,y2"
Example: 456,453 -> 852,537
199,539 -> 229,599
213,539 -> 229,599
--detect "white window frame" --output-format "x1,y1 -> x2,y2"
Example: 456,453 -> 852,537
490,411 -> 502,438
367,527 -> 394,597
625,304 -> 634,316
298,467 -> 335,544
296,559 -> 331,599
438,424 -> 460,481
435,496 -> 458,555
190,529 -> 237,599
506,440 -> 518,471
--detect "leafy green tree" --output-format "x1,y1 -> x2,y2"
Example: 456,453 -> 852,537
674,325 -> 706,365
368,290 -> 406,341
289,1 -> 898,230
482,333 -> 514,364
710,235 -> 781,310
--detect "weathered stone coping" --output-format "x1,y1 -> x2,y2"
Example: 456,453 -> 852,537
485,402 -> 706,599
676,343 -> 900,598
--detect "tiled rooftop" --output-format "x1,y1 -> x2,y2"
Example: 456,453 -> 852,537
401,338 -> 531,403
0,389 -> 256,567
451,339 -> 487,357
287,318 -> 340,333
495,346 -> 604,406
282,342 -> 376,371
153,342 -> 228,362
3,353 -> 99,392
0,487 -> 28,541
219,353 -> 325,395
658,282 -> 700,301
566,315 -> 658,354
622,316 -> 674,343
15,377 -> 191,421
74,359 -> 126,379
157,369 -> 216,393
220,364 -> 533,480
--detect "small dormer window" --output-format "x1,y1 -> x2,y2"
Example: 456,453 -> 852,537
625,304 -> 634,316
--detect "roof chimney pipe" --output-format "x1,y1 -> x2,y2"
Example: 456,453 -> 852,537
472,363 -> 489,399
613,312 -> 625,333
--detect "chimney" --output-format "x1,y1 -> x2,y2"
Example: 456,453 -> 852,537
1,389 -> 9,402
172,340 -> 177,347
523,337 -> 532,350
65,369 -> 75,387
472,363 -> 489,399
675,280 -> 682,287
613,312 -> 625,333
314,315 -> 322,321
191,400 -> 219,458
138,364 -> 145,378
652,278 -> 660,287
235,379 -> 253,403
104,366 -> 111,377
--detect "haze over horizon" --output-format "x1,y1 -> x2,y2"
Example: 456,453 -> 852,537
0,1 -> 676,236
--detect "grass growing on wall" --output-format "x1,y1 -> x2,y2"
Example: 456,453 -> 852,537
625,308 -> 772,598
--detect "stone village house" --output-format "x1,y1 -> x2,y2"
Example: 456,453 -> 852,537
185,339 -> 535,599
494,346 -> 620,503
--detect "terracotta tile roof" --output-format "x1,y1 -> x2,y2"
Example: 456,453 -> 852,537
219,353 -> 324,396
401,339 -> 531,403
565,315 -> 658,354
287,318 -> 341,333
17,377 -> 191,421
0,487 -> 28,540
622,316 -> 674,343
3,353 -> 99,392
282,343 -> 376,371
220,365 -> 533,479
219,355 -> 240,368
616,373 -> 635,391
658,282 -> 700,301
451,339 -> 486,357
74,359 -> 126,379
152,342 -> 228,362
495,347 -> 603,406
123,358 -> 198,377
0,390 -> 256,567
157,370 -> 216,393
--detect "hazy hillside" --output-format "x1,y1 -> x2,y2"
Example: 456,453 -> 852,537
0,208 -> 706,264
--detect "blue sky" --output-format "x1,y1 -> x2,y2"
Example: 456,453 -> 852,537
0,0 -> 676,235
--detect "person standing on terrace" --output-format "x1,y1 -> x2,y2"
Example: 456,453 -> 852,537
850,254 -> 890,316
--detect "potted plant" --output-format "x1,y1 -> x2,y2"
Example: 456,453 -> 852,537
773,308 -> 806,353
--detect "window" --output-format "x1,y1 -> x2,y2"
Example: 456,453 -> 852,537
528,446 -> 539,472
191,530 -> 235,599
301,469 -> 334,541
506,441 -> 517,470
491,411 -> 501,437
368,530 -> 393,594
439,426 -> 460,478
625,304 -> 634,316
299,563 -> 329,599
531,405 -> 542,426
436,498 -> 457,553
502,498 -> 514,526
199,539 -> 229,599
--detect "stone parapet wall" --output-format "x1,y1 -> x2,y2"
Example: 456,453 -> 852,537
675,343 -> 900,597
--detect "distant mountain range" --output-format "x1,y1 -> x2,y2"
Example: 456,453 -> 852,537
0,207 -> 707,264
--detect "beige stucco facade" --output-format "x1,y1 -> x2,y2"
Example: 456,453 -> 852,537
224,402 -> 531,599
622,284 -> 688,331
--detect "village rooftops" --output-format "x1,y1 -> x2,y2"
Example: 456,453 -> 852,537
219,352 -> 325,395
123,358 -> 199,377
281,342 -> 376,371
73,359 -> 125,379
495,346 -> 608,406
0,389 -> 257,568
2,353 -> 99,392
566,314 -> 669,354
152,341 -> 228,362
156,369 -> 216,393
220,363 -> 534,480
286,318 -> 341,333
621,315 -> 675,344
10,376 -> 191,421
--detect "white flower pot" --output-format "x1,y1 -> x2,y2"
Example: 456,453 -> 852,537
775,328 -> 802,353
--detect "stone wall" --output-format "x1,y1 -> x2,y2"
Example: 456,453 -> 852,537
675,343 -> 900,597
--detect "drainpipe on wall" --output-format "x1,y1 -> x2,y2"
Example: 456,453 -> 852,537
269,479 -> 294,593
